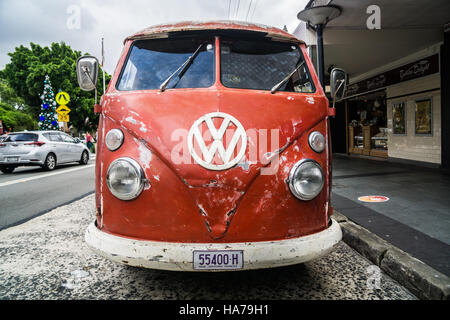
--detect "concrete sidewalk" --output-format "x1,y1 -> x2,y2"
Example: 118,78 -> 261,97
0,194 -> 415,300
333,210 -> 450,300
331,155 -> 450,280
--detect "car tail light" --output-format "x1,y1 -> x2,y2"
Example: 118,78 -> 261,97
0,143 -> 5,147
25,141 -> 46,146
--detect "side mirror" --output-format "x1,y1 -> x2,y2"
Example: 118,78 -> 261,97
76,56 -> 99,91
74,137 -> 81,144
330,68 -> 347,103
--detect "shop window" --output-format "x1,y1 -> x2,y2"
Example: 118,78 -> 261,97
415,98 -> 432,135
347,92 -> 388,157
392,102 -> 406,135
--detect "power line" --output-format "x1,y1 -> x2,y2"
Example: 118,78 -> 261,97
250,0 -> 258,21
245,0 -> 253,21
227,0 -> 231,19
235,0 -> 240,19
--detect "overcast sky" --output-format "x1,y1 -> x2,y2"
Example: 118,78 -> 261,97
0,0 -> 308,74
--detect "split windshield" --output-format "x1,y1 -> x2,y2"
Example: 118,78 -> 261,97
117,36 -> 315,93
220,38 -> 315,92
118,38 -> 215,90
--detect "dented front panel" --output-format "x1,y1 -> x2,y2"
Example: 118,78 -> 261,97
95,23 -> 332,244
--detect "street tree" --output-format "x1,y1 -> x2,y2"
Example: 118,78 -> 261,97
0,78 -> 37,131
0,42 -> 111,132
0,103 -> 37,132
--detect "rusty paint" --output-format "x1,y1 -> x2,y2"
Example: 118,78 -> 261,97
93,21 -> 334,246
124,20 -> 304,45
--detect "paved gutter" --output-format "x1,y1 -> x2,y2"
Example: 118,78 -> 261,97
333,210 -> 450,300
332,193 -> 450,276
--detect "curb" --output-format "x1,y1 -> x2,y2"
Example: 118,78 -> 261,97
332,210 -> 450,300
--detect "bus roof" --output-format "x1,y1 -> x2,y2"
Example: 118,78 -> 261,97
124,20 -> 304,44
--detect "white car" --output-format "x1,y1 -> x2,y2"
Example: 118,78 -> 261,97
0,131 -> 90,174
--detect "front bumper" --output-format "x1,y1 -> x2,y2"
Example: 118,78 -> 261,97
85,219 -> 342,271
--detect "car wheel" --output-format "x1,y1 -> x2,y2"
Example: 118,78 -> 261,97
43,153 -> 57,171
0,166 -> 16,174
79,150 -> 89,165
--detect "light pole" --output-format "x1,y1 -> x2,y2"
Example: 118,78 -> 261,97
297,5 -> 341,88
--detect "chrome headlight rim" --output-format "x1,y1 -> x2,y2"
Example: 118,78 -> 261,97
105,128 -> 124,151
106,157 -> 145,201
308,131 -> 325,153
288,159 -> 324,201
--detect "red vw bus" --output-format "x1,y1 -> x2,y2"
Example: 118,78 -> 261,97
77,21 -> 346,271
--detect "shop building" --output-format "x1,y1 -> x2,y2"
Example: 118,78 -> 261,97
294,0 -> 450,168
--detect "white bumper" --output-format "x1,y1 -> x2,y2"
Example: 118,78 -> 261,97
85,219 -> 342,271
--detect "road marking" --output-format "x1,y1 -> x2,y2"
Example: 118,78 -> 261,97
0,164 -> 95,188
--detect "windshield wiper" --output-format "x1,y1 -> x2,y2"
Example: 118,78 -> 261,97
270,61 -> 305,94
159,43 -> 204,92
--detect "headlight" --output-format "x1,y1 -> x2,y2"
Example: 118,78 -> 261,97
106,158 -> 145,200
308,131 -> 325,153
105,129 -> 124,151
288,159 -> 324,200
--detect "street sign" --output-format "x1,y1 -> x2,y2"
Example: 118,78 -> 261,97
56,105 -> 71,115
58,114 -> 70,122
55,92 -> 70,105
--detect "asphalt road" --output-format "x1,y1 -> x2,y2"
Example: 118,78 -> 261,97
0,194 -> 416,300
0,157 -> 95,230
0,156 -> 418,300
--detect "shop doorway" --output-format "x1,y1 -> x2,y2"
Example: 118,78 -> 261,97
329,100 -> 347,154
347,90 -> 388,158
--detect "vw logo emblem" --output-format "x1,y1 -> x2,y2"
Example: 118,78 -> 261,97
188,112 -> 247,170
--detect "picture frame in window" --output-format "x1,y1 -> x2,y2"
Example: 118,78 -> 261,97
415,98 -> 432,135
392,101 -> 406,135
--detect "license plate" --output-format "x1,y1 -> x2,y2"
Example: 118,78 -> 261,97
6,157 -> 19,162
193,250 -> 243,270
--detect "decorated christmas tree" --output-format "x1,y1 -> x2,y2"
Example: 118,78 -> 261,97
38,75 -> 59,130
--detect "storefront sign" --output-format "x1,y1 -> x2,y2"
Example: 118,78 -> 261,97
346,54 -> 439,97
358,195 -> 389,203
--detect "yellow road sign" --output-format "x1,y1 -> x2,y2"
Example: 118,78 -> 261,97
58,114 -> 70,122
56,105 -> 71,115
55,92 -> 70,105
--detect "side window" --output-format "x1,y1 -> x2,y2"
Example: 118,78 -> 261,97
289,64 -> 315,93
61,134 -> 75,143
50,133 -> 63,142
43,133 -> 59,142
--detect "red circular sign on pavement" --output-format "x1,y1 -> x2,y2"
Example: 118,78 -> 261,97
358,195 -> 390,203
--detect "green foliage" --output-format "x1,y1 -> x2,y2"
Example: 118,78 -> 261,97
0,78 -> 25,108
0,78 -> 36,131
0,42 -> 111,131
0,102 -> 38,131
